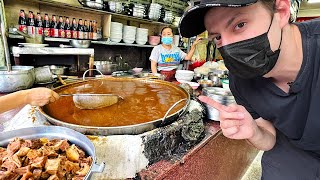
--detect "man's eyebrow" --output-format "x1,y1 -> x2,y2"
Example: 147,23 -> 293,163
207,12 -> 247,35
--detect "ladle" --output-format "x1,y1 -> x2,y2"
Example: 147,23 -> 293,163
60,93 -> 124,110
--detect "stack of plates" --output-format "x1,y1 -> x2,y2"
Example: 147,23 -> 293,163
175,70 -> 194,82
136,28 -> 148,45
148,3 -> 162,21
110,22 -> 123,43
123,25 -> 137,44
173,16 -> 181,27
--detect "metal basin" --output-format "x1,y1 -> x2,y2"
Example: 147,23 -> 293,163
0,126 -> 105,179
39,78 -> 190,135
0,66 -> 35,93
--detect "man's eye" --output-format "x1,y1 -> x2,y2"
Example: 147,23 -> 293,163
215,36 -> 221,41
235,22 -> 246,30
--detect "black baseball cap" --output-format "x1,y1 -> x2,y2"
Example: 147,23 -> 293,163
179,0 -> 258,38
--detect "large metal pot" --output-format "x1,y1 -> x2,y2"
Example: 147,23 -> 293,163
39,78 -> 190,135
0,66 -> 35,93
0,126 -> 105,179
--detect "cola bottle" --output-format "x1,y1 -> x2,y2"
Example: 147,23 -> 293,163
77,19 -> 84,39
71,18 -> 78,39
27,11 -> 35,37
43,13 -> 50,37
64,17 -> 71,38
50,15 -> 58,37
35,12 -> 43,35
18,9 -> 27,34
83,20 -> 89,40
57,16 -> 65,38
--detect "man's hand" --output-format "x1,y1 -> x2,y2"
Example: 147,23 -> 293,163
199,95 -> 258,139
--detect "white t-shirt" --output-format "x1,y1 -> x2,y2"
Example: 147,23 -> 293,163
149,45 -> 187,71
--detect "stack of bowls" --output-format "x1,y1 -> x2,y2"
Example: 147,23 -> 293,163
148,3 -> 162,21
162,11 -> 174,24
123,25 -> 137,44
108,1 -> 124,13
132,4 -> 145,18
110,22 -> 123,43
136,28 -> 148,45
173,16 -> 181,27
148,36 -> 160,46
175,70 -> 194,82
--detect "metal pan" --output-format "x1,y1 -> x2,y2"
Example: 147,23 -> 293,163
0,126 -> 105,179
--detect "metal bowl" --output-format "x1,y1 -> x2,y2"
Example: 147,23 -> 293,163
48,65 -> 68,75
70,40 -> 91,48
0,126 -> 105,179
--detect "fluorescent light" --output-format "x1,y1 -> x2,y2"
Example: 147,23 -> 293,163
308,0 -> 320,3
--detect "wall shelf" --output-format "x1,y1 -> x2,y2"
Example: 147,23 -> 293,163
23,0 -> 177,27
9,34 -> 155,48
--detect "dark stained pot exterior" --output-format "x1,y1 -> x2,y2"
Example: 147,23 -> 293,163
39,78 -> 190,135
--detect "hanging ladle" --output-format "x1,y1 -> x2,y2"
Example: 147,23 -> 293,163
60,69 -> 123,110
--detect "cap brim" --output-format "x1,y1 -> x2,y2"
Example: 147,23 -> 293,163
179,0 -> 258,38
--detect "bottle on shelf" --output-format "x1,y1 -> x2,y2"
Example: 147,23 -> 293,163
88,20 -> 93,40
92,20 -> 97,40
64,17 -> 71,39
77,19 -> 84,39
27,11 -> 35,37
50,15 -> 58,37
71,18 -> 78,39
18,9 -> 27,34
57,16 -> 65,38
83,20 -> 89,40
35,12 -> 43,35
43,13 -> 50,37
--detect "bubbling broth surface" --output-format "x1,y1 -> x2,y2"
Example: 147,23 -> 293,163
44,79 -> 188,127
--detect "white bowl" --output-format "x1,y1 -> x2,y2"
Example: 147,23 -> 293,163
132,67 -> 143,73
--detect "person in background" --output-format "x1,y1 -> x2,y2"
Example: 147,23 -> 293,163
0,88 -> 60,114
179,0 -> 320,179
150,27 -> 202,74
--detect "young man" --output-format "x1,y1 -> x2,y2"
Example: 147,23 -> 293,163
179,0 -> 320,179
0,88 -> 60,114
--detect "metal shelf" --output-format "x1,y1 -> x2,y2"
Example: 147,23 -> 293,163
12,46 -> 94,57
24,0 -> 177,27
9,34 -> 155,48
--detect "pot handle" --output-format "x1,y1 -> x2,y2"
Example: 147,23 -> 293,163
91,162 -> 106,173
82,69 -> 104,81
162,98 -> 187,123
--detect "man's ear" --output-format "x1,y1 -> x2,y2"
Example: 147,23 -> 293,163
274,0 -> 291,28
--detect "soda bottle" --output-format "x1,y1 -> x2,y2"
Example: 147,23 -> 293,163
88,20 -> 93,40
18,9 -> 27,34
27,11 -> 35,37
50,15 -> 58,37
64,17 -> 71,38
35,12 -> 43,35
83,20 -> 88,40
57,16 -> 65,38
77,19 -> 84,39
71,18 -> 78,39
43,13 -> 51,37
92,20 -> 97,40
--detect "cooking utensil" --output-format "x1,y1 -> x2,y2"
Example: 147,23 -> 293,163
70,39 -> 91,48
60,93 -> 123,109
162,98 -> 188,124
0,126 -> 105,179
0,66 -> 35,93
13,28 -> 44,44
48,65 -> 68,85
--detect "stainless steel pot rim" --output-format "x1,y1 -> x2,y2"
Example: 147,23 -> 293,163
0,66 -> 34,74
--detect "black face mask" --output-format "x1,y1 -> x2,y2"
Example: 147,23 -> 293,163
218,17 -> 282,79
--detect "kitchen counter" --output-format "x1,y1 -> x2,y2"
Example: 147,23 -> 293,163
0,102 -> 258,180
